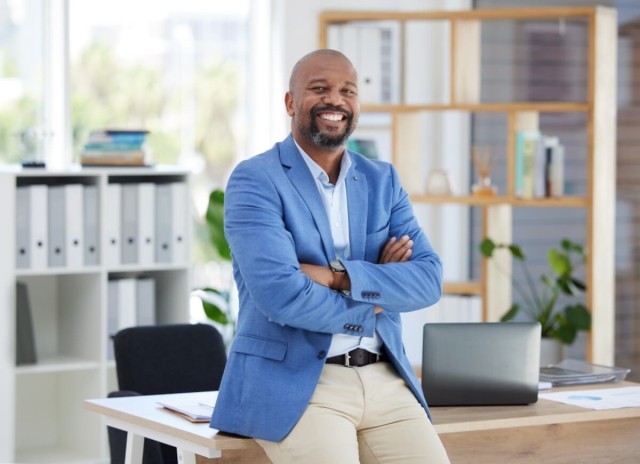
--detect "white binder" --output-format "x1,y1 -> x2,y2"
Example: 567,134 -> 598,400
65,184 -> 84,269
137,183 -> 155,266
107,279 -> 119,360
15,187 -> 30,269
155,183 -> 173,263
29,185 -> 49,270
83,185 -> 99,266
171,182 -> 188,264
48,186 -> 66,267
121,184 -> 138,264
136,277 -> 156,326
105,184 -> 121,267
117,278 -> 137,330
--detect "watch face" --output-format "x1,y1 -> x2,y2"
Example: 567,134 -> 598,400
330,259 -> 345,272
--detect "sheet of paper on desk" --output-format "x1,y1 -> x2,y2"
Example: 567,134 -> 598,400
157,400 -> 214,422
539,386 -> 640,410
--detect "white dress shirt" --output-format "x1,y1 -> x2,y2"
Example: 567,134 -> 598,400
295,141 -> 382,357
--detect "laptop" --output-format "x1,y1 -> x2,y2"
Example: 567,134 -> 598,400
421,322 -> 541,406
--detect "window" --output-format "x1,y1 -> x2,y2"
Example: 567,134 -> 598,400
0,0 -> 46,165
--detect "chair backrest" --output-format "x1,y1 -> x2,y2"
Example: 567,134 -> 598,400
113,323 -> 227,395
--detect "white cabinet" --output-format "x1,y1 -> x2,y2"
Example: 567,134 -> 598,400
0,165 -> 191,463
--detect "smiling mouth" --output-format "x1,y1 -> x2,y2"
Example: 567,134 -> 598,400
318,112 -> 345,122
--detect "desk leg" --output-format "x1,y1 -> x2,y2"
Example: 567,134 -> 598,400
177,448 -> 197,464
125,432 -> 144,464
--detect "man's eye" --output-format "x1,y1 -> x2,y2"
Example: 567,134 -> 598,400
343,89 -> 357,96
311,87 -> 327,92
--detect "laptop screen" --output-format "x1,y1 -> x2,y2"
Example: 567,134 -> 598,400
421,322 -> 541,406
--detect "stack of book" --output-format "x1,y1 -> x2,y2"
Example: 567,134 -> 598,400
81,129 -> 150,166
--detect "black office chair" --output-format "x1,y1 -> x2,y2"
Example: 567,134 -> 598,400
108,323 -> 227,464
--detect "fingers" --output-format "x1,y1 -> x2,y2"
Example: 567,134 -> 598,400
379,235 -> 413,264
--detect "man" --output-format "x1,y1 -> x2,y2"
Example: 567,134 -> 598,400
211,49 -> 450,463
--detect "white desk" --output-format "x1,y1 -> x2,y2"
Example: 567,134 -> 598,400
85,382 -> 640,464
84,391 -> 268,464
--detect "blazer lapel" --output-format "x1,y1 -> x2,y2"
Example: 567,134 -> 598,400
345,157 -> 368,261
280,136 -> 335,259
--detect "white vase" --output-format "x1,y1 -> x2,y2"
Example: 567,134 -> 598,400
540,337 -> 564,367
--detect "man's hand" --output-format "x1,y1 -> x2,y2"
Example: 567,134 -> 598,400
378,235 -> 413,264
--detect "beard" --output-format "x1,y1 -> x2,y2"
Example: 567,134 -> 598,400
297,105 -> 356,149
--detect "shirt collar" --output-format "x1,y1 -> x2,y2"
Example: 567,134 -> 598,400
294,139 -> 352,185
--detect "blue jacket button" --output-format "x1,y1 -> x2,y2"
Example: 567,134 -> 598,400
317,350 -> 326,359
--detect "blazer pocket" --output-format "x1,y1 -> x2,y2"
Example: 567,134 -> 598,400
232,333 -> 287,361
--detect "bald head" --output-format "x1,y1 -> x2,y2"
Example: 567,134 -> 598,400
285,48 -> 360,154
289,49 -> 356,92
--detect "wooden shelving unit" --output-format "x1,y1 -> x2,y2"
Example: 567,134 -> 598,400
320,6 -> 617,364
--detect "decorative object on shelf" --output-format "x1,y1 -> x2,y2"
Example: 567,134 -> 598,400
471,146 -> 497,196
425,169 -> 453,196
192,189 -> 236,345
479,237 -> 591,346
80,129 -> 151,166
16,127 -> 49,168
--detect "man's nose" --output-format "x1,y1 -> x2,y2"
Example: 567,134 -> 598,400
322,89 -> 344,106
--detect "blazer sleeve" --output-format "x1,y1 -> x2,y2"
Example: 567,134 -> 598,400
342,164 -> 443,313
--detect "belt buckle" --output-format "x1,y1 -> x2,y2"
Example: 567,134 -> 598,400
344,351 -> 351,367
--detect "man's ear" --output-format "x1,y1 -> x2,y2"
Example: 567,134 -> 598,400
285,91 -> 295,117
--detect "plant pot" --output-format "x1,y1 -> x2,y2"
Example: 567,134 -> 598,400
540,337 -> 564,367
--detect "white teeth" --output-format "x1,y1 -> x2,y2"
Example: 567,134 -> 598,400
320,113 -> 343,121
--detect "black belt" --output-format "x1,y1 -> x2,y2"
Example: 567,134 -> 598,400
326,348 -> 386,367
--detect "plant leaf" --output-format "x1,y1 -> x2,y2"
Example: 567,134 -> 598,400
548,248 -> 571,276
205,189 -> 231,261
500,304 -> 519,322
479,238 -> 496,257
566,304 -> 591,330
570,277 -> 587,292
201,300 -> 230,325
508,244 -> 525,260
553,324 -> 577,345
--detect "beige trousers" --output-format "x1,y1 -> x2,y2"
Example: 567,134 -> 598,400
256,362 -> 450,464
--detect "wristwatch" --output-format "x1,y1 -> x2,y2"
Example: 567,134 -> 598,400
329,259 -> 348,294
329,259 -> 346,274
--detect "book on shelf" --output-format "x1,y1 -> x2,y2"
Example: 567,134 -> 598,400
514,131 -> 565,199
16,282 -> 37,365
81,128 -> 151,166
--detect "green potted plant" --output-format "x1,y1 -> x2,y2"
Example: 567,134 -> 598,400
479,237 -> 591,360
192,189 -> 236,342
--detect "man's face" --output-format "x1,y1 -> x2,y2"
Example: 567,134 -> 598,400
286,54 -> 360,150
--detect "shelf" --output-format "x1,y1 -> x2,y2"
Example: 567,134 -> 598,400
362,102 -> 590,114
319,6 -> 608,23
15,267 -> 103,277
321,5 -> 617,366
442,281 -> 482,296
410,194 -> 589,208
1,166 -> 192,463
16,447 -> 99,464
15,357 -> 100,375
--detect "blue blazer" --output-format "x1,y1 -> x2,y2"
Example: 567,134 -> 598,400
210,134 -> 442,442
